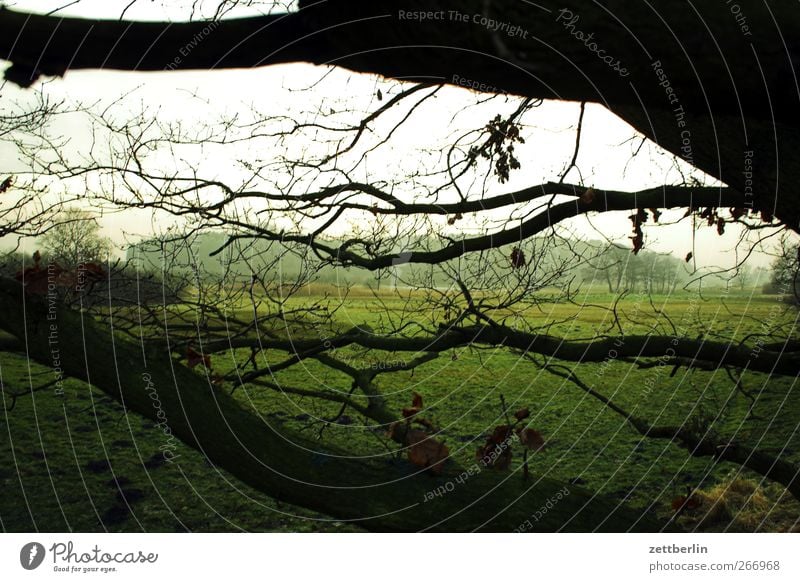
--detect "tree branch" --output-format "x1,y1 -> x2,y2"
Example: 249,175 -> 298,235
0,275 -> 669,532
543,363 -> 800,500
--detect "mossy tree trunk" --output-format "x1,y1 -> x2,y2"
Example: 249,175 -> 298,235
0,277 -> 669,531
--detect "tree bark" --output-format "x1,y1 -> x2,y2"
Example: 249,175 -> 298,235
0,277 -> 669,531
211,183 -> 746,269
2,1 -> 798,229
197,322 -> 798,377
544,364 -> 800,501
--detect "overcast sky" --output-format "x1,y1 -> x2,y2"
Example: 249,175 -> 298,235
0,0 -> 781,272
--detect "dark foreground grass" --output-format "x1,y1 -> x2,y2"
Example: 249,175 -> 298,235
0,351 -> 359,532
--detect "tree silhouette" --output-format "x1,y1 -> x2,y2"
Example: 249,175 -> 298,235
0,1 -> 798,531
40,208 -> 112,268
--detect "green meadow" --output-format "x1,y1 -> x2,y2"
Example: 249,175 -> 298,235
2,288 -> 798,532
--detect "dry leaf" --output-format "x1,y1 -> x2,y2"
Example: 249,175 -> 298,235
406,430 -> 449,475
489,425 -> 513,445
187,346 -> 211,370
514,407 -> 531,421
516,427 -> 546,452
476,442 -> 512,470
671,494 -> 701,512
510,247 -> 526,269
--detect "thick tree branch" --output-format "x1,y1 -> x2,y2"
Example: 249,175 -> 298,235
211,183 -> 745,268
3,1 -> 799,230
193,318 -> 797,377
2,1 -> 795,127
544,363 -> 800,500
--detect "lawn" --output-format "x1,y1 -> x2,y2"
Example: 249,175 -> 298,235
1,288 -> 798,531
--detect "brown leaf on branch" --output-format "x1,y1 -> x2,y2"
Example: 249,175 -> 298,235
630,208 -> 648,227
406,430 -> 449,475
671,493 -> 701,513
649,208 -> 662,223
447,212 -> 463,225
516,427 -> 546,452
514,407 -> 530,421
15,259 -> 68,296
402,391 -> 425,418
510,247 -> 526,269
386,421 -> 402,442
474,424 -> 515,470
476,442 -> 512,470
187,346 -> 211,370
15,265 -> 51,295
580,187 -> 595,205
685,252 -> 693,262
629,209 -> 647,254
0,177 -> 12,194
489,425 -> 513,445
630,233 -> 644,255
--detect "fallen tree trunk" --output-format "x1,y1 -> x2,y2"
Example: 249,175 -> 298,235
0,277 -> 669,531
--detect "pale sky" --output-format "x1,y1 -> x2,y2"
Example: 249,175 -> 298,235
0,0 -> 784,272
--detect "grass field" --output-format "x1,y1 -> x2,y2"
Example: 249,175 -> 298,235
1,288 -> 798,531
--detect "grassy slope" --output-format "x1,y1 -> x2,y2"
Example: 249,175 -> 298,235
0,350 -> 360,532
1,290 -> 798,531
